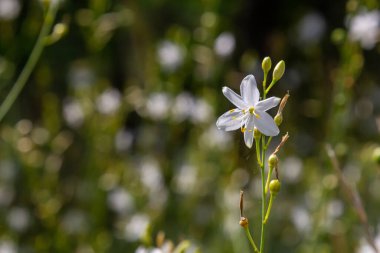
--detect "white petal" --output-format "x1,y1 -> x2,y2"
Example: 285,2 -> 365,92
253,111 -> 279,136
240,75 -> 260,105
244,115 -> 255,148
222,87 -> 247,109
255,97 -> 280,111
216,109 -> 246,131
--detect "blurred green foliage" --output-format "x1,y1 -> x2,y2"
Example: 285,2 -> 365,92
1,0 -> 380,252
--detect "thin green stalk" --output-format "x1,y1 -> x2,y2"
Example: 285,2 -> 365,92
244,227 -> 260,253
255,137 -> 262,167
264,136 -> 273,150
0,1 -> 59,122
260,135 -> 267,253
265,166 -> 273,194
265,79 -> 277,95
262,71 -> 268,93
264,194 -> 275,224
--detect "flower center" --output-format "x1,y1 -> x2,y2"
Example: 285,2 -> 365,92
248,106 -> 261,119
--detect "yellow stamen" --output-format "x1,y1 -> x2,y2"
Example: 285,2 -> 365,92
229,109 -> 235,113
248,106 -> 261,119
241,126 -> 246,133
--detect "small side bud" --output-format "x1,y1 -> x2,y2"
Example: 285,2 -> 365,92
373,147 -> 380,164
253,127 -> 261,139
269,179 -> 281,196
262,57 -> 272,73
273,60 -> 285,81
268,154 -> 278,168
53,23 -> 68,38
239,217 -> 249,228
274,114 -> 283,126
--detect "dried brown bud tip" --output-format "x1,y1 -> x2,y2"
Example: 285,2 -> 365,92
239,217 -> 249,228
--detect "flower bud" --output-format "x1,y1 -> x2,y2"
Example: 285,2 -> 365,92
273,60 -> 285,81
253,127 -> 261,139
239,217 -> 249,228
262,57 -> 272,73
52,23 -> 68,38
268,154 -> 278,168
274,114 -> 283,126
269,179 -> 281,195
373,147 -> 380,164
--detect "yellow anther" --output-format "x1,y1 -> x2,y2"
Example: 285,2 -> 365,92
229,109 -> 235,113
241,126 -> 246,133
248,106 -> 261,119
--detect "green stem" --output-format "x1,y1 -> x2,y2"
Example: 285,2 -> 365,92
260,136 -> 267,253
244,227 -> 260,253
264,194 -> 275,224
255,137 -> 262,167
264,136 -> 273,150
0,1 -> 59,122
262,71 -> 268,93
265,79 -> 277,95
265,166 -> 273,195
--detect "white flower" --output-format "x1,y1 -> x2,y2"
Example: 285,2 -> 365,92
216,75 -> 280,148
348,10 -> 380,49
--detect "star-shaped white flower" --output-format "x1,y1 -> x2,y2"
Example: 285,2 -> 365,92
216,75 -> 280,148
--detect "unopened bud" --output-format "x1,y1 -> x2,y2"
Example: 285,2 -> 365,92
253,127 -> 261,139
274,114 -> 283,126
373,147 -> 380,164
268,154 -> 278,168
52,23 -> 68,38
262,57 -> 272,73
269,179 -> 281,195
273,60 -> 285,81
239,217 -> 249,228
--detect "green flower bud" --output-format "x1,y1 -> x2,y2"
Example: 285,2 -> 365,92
52,23 -> 68,38
273,60 -> 285,81
262,57 -> 272,73
268,154 -> 278,168
269,179 -> 281,195
274,114 -> 283,126
253,127 -> 261,139
373,147 -> 380,164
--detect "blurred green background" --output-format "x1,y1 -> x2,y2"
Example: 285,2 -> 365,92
1,0 -> 380,252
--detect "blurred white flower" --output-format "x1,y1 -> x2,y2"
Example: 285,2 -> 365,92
125,214 -> 149,241
107,187 -> 134,214
0,240 -> 16,253
200,126 -> 232,150
190,98 -> 213,124
281,156 -> 303,183
146,92 -> 172,120
0,0 -> 20,21
63,98 -> 85,128
214,32 -> 235,57
357,233 -> 380,253
7,207 -> 30,232
135,246 -> 163,253
173,164 -> 197,194
348,10 -> 380,49
115,129 -> 134,152
171,92 -> 194,122
216,75 -> 280,148
157,41 -> 184,71
96,88 -> 122,115
140,158 -> 167,209
291,206 -> 311,233
297,12 -> 326,45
